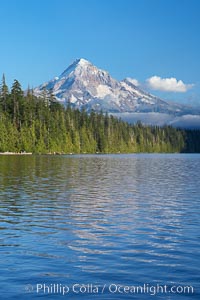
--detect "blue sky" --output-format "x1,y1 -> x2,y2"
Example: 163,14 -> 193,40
0,0 -> 199,105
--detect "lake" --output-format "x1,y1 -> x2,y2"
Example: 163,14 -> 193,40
0,154 -> 199,299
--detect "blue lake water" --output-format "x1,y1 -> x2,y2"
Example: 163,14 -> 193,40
0,154 -> 199,299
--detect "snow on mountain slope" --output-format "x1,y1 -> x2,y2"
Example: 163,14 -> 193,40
33,58 -> 199,121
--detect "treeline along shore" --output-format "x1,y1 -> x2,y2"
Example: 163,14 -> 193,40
0,76 -> 200,154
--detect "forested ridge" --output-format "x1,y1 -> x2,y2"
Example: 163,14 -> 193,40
0,76 -> 200,154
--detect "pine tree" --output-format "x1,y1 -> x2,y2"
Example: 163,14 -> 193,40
10,79 -> 24,128
0,74 -> 9,113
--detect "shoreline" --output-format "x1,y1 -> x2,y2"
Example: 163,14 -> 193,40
0,152 -> 199,156
0,152 -> 33,155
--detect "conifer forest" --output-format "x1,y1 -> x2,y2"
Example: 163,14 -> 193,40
0,76 -> 200,154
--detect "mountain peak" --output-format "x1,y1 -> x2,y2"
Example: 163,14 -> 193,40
60,58 -> 92,78
75,58 -> 91,66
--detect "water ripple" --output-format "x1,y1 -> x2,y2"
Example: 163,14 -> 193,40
0,154 -> 200,299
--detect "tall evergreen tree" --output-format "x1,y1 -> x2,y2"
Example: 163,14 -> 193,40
0,74 -> 9,113
10,79 -> 24,128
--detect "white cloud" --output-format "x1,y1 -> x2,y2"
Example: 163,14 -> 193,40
126,77 -> 140,86
146,76 -> 194,92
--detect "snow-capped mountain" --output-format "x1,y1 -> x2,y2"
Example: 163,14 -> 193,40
33,58 -> 200,127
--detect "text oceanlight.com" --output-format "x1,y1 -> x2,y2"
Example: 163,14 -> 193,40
24,283 -> 194,296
